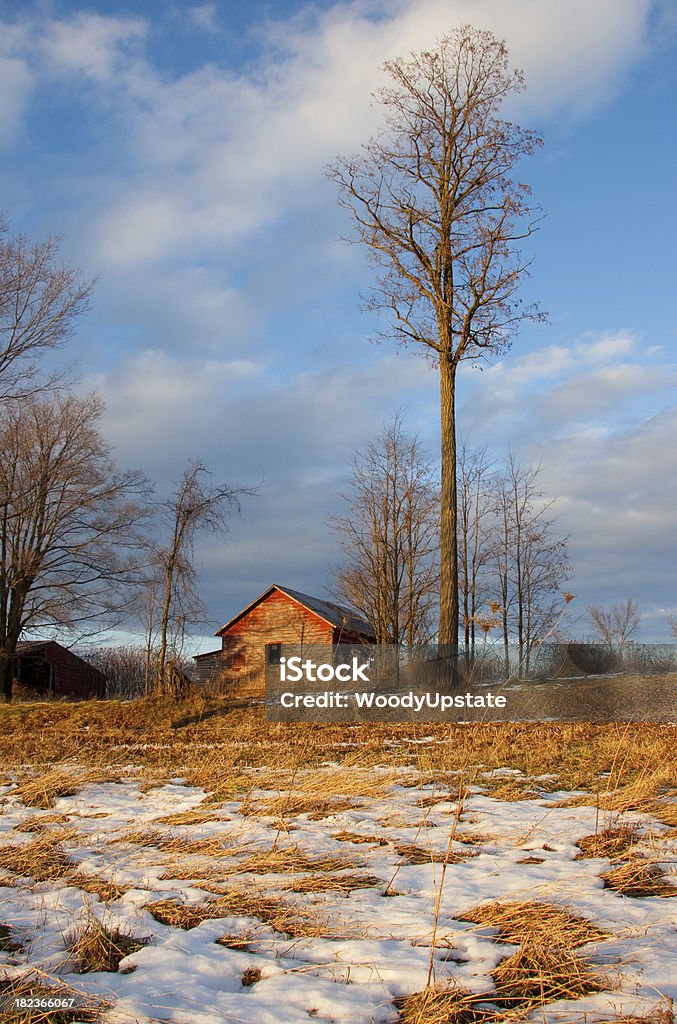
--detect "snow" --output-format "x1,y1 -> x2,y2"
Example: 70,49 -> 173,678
0,769 -> 675,1023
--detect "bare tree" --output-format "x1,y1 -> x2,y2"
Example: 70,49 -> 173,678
587,600 -> 640,657
458,442 -> 493,662
490,453 -> 570,675
152,462 -> 253,695
0,219 -> 92,401
669,615 -> 677,639
0,393 -> 149,701
328,27 -> 544,661
330,413 -> 438,646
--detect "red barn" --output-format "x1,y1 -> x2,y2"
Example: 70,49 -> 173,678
194,584 -> 376,694
14,641 -> 106,700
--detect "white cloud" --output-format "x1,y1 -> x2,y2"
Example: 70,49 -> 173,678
45,0 -> 653,269
40,12 -> 146,82
187,5 -> 219,33
0,55 -> 33,147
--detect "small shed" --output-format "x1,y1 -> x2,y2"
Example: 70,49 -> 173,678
194,584 -> 376,694
14,641 -> 106,700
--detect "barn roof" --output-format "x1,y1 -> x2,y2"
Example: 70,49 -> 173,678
215,584 -> 376,639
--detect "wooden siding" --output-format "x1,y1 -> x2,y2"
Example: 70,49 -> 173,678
202,586 -> 376,696
221,588 -> 333,686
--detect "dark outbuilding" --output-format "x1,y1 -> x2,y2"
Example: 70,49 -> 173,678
14,641 -> 106,700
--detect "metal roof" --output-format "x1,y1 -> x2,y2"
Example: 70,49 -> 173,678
216,584 -> 376,638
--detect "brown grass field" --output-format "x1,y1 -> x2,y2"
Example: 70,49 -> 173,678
0,694 -> 675,1024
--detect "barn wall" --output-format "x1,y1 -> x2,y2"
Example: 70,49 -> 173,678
219,590 -> 334,694
46,643 -> 106,699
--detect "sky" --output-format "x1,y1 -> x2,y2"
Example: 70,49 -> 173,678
1,0 -> 676,647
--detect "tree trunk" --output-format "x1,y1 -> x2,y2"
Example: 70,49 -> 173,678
156,562 -> 175,695
0,648 -> 15,703
439,353 -> 459,685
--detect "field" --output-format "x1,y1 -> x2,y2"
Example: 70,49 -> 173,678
0,696 -> 675,1024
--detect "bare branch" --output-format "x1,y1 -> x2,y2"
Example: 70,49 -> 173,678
0,220 -> 93,401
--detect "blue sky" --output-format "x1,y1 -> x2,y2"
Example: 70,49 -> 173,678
1,0 -> 676,645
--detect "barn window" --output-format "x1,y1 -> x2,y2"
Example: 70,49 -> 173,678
266,642 -> 282,666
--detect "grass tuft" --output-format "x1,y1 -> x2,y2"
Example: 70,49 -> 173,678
601,859 -> 677,898
146,889 -> 326,938
279,872 -> 383,894
491,937 -> 606,1007
395,842 -> 478,865
241,793 -> 356,820
332,831 -> 388,846
395,985 -> 494,1024
15,767 -> 117,809
64,915 -> 146,973
13,813 -> 72,833
153,808 -> 227,826
460,899 -> 607,947
0,829 -> 77,882
66,873 -> 126,902
576,825 -> 639,860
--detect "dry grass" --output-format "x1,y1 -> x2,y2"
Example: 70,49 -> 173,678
1,699 -> 674,802
214,932 -> 257,952
66,873 -> 126,902
153,808 -> 227,825
279,872 -> 383,894
395,842 -> 479,865
643,800 -> 677,827
0,828 -> 78,882
113,827 -> 240,857
240,966 -> 262,987
146,889 -> 325,938
64,915 -> 146,973
482,778 -> 539,802
601,859 -> 677,897
460,899 -> 608,947
15,766 -> 117,809
398,936 -> 608,1022
223,844 -> 354,875
157,863 -> 225,882
558,775 -> 677,819
576,825 -> 640,859
241,793 -> 357,820
396,985 -> 495,1024
491,938 -> 606,1007
157,845 -> 361,887
332,830 -> 388,846
0,975 -> 105,1023
13,813 -> 72,832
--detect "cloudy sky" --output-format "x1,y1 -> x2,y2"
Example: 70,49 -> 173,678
1,0 -> 676,646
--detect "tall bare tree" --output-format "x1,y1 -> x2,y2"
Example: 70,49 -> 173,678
330,413 -> 438,646
0,393 -> 149,701
587,600 -> 640,657
152,462 -> 253,695
0,219 -> 92,401
328,27 -> 544,660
